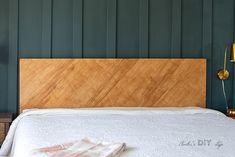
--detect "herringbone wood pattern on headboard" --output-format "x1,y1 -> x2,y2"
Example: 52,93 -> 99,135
20,59 -> 206,112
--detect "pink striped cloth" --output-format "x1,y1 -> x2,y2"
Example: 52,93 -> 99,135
31,138 -> 126,157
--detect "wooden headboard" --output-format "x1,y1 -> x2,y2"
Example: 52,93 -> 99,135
20,59 -> 206,112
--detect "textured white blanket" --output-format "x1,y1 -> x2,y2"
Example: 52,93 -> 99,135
0,107 -> 235,157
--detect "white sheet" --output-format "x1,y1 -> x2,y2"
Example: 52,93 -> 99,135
1,107 -> 235,157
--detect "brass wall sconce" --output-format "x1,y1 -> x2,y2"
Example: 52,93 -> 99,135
217,43 -> 235,110
217,43 -> 235,80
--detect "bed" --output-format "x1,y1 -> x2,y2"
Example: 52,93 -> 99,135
1,59 -> 235,157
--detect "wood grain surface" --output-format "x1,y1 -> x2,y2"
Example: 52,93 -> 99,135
20,59 -> 206,112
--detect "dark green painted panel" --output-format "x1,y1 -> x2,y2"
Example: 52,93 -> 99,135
181,0 -> 203,58
106,0 -> 117,57
41,0 -> 52,58
72,0 -> 83,57
233,1 -> 235,109
52,0 -> 73,57
202,0 -> 213,108
149,0 -> 172,57
83,0 -> 107,57
117,0 -> 139,58
212,0 -> 234,111
19,0 -> 43,57
0,65 -> 8,112
0,0 -> 9,112
171,0 -> 182,57
1,0 -> 235,113
139,0 -> 149,58
8,0 -> 19,114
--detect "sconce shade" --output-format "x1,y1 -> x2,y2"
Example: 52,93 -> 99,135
230,43 -> 235,62
217,42 -> 235,80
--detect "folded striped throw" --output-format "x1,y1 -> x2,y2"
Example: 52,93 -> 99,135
32,138 -> 126,157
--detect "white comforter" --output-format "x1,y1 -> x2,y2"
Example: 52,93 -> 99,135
1,107 -> 235,157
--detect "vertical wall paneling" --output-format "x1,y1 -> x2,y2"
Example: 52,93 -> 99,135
181,0 -> 203,58
18,0 -> 43,58
83,0 -> 107,57
117,0 -> 139,57
212,0 -> 234,111
139,0 -> 149,57
202,0 -> 213,108
233,0 -> 235,108
41,0 -> 52,58
149,0 -> 171,57
106,0 -> 117,57
73,0 -> 83,57
8,0 -> 19,113
2,0 -> 235,112
171,0 -> 182,57
0,0 -> 9,112
52,0 -> 73,57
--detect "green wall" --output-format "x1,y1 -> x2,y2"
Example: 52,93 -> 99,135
0,0 -> 235,114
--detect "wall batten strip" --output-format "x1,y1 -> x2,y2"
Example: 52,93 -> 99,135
171,0 -> 182,57
41,0 -> 52,58
202,0 -> 213,108
73,0 -> 83,57
139,0 -> 149,58
233,0 -> 235,108
106,0 -> 117,58
8,0 -> 19,113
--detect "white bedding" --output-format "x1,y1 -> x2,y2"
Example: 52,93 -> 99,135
1,107 -> 235,157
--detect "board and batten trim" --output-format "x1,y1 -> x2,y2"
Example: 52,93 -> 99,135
41,0 -> 52,58
4,0 -> 235,113
73,0 -> 83,58
171,0 -> 182,57
212,0 -> 234,110
139,0 -> 149,58
106,0 -> 117,57
233,0 -> 235,108
8,0 -> 19,113
202,0 -> 213,108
